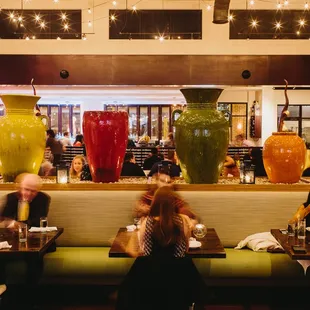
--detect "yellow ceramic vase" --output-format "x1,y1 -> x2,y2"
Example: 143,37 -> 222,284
263,132 -> 306,183
0,95 -> 48,182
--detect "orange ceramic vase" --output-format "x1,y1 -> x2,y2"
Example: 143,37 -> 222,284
263,132 -> 306,183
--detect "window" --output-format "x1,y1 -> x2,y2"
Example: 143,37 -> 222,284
277,104 -> 310,147
218,103 -> 248,143
0,10 -> 82,40
109,10 -> 202,40
230,10 -> 310,40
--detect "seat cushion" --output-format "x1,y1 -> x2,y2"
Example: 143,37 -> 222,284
41,247 -> 135,285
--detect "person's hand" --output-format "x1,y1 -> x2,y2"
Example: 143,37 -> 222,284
6,220 -> 19,231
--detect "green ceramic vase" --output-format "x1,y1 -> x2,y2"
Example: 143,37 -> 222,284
0,95 -> 48,182
174,88 -> 229,184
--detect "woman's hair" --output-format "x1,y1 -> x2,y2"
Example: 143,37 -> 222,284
74,134 -> 84,144
70,155 -> 86,177
149,186 -> 184,246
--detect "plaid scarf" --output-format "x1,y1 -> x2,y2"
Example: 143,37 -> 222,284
143,215 -> 187,257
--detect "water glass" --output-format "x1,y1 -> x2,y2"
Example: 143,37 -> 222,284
40,217 -> 48,228
19,223 -> 27,243
193,223 -> 207,239
298,219 -> 306,240
287,221 -> 296,237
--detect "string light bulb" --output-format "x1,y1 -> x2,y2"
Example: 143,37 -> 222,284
249,0 -> 254,6
40,21 -> 46,29
63,23 -> 69,31
9,13 -> 15,20
250,19 -> 258,28
276,2 -> 282,9
53,0 -> 59,3
32,35 -> 36,39
228,14 -> 234,21
275,21 -> 282,29
34,14 -> 41,22
284,0 -> 289,6
57,36 -> 61,40
206,4 -> 212,10
88,8 -> 92,14
18,16 -> 23,22
112,1 -> 117,6
88,20 -> 92,27
159,35 -> 164,42
61,13 -> 67,20
110,14 -> 116,21
132,5 -> 137,11
299,19 -> 306,26
82,33 -> 87,40
25,36 -> 29,40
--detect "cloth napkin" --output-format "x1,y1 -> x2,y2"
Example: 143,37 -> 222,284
29,227 -> 58,232
0,241 -> 12,250
126,225 -> 136,232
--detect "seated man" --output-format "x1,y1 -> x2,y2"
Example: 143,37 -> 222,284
121,152 -> 145,177
0,173 -> 50,228
148,150 -> 181,178
0,173 -> 52,309
142,148 -> 162,170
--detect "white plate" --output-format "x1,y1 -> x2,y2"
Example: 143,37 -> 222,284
189,240 -> 202,249
306,227 -> 310,232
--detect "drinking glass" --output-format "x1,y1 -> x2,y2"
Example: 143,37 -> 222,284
19,223 -> 27,243
287,221 -> 295,237
298,219 -> 306,240
193,223 -> 207,239
40,217 -> 48,230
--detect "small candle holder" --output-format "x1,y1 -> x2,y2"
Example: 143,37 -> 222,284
56,162 -> 70,184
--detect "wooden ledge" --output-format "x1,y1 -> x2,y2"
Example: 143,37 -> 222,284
0,181 -> 309,191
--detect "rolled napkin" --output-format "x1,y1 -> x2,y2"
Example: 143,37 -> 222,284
29,227 -> 58,232
0,241 -> 12,250
126,225 -> 136,232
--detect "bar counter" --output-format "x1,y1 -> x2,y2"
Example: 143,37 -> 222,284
0,177 -> 309,191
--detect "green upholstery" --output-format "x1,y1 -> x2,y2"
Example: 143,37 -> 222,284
41,247 -> 135,285
38,247 -> 306,286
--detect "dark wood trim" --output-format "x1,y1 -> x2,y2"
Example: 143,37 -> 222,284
1,55 -> 310,85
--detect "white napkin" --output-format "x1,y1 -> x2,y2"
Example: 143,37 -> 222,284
0,241 -> 12,250
29,227 -> 57,232
126,225 -> 136,232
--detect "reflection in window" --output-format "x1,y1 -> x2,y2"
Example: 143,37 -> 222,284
162,107 -> 170,141
72,106 -> 81,138
151,107 -> 159,140
50,106 -> 59,134
61,106 -> 70,134
129,107 -> 137,140
140,107 -> 148,137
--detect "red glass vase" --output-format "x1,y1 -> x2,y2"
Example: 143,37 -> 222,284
83,111 -> 129,183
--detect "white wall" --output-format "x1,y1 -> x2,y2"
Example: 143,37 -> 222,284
0,0 -> 309,55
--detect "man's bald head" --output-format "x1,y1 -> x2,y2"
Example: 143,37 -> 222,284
16,173 -> 42,201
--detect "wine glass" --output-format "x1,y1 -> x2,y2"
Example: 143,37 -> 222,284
193,223 -> 207,239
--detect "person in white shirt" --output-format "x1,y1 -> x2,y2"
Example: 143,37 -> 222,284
61,131 -> 72,147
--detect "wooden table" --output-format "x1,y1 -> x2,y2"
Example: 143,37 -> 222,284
0,227 -> 64,259
109,227 -> 226,258
271,229 -> 310,260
